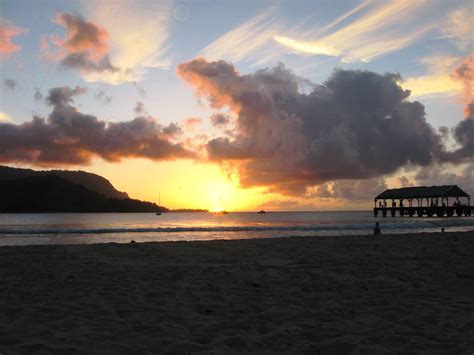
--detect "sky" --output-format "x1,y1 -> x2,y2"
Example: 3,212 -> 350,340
0,0 -> 473,211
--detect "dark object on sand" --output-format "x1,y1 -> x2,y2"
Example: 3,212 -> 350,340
374,222 -> 381,235
156,212 -> 162,215
258,210 -> 266,214
130,240 -> 136,243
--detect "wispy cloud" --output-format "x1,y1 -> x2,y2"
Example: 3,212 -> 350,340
311,0 -> 372,37
200,0 -> 435,66
0,18 -> 27,58
273,35 -> 340,57
274,0 -> 432,62
81,0 -> 172,83
441,6 -> 474,51
200,7 -> 283,64
402,74 -> 462,98
402,55 -> 464,98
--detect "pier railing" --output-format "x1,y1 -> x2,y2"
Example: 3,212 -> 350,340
374,206 -> 472,217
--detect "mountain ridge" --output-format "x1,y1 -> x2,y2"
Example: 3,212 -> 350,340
0,166 -> 167,213
0,165 -> 128,199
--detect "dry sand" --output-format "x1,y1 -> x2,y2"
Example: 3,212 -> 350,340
0,232 -> 473,354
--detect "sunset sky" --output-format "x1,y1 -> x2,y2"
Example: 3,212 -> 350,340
1,0 -> 473,211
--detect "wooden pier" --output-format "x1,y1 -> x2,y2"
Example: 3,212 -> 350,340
374,206 -> 472,217
374,185 -> 472,217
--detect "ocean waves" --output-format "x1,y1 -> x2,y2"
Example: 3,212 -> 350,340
1,218 -> 474,236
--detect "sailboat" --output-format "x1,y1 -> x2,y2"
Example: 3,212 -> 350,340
219,193 -> 229,214
156,192 -> 162,215
215,193 -> 229,214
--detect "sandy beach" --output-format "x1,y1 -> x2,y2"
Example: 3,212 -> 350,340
1,231 -> 473,354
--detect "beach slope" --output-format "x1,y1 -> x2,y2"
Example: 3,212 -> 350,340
1,232 -> 473,353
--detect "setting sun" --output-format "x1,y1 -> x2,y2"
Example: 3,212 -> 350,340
0,0 -> 473,353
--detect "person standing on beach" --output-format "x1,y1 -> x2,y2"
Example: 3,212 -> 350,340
374,222 -> 381,235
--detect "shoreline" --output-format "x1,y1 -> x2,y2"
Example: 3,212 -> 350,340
0,229 -> 474,249
1,231 -> 473,353
1,228 -> 473,247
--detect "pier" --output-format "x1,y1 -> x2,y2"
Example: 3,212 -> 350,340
374,185 -> 472,217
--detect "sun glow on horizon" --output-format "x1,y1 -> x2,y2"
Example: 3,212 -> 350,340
85,158 -> 272,211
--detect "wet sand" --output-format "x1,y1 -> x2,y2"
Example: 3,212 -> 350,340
0,231 -> 473,354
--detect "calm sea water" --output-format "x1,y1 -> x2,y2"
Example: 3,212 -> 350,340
0,211 -> 473,246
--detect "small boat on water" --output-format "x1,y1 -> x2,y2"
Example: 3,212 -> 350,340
156,192 -> 162,216
221,210 -> 229,215
257,210 -> 266,214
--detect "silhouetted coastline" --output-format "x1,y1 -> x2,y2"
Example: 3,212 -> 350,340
0,174 -> 167,213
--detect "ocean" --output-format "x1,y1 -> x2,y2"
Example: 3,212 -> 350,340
1,211 -> 473,246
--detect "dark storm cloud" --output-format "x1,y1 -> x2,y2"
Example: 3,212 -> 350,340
451,116 -> 474,161
178,58 -> 447,194
415,164 -> 474,196
0,86 -> 193,165
3,79 -> 16,90
312,179 -> 388,200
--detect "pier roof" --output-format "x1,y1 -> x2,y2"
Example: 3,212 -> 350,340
375,185 -> 469,200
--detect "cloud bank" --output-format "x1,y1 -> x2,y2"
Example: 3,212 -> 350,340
1,55 -> 471,199
178,58 -> 469,195
0,86 -> 192,165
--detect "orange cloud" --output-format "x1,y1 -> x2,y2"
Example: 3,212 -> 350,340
0,86 -> 193,166
0,18 -> 27,58
177,58 -> 242,113
53,12 -> 109,59
183,117 -> 202,130
43,13 -> 117,73
451,54 -> 474,115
